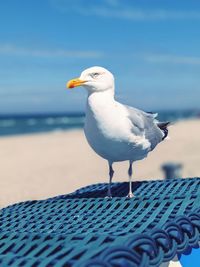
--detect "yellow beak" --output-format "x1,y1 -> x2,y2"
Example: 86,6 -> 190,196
66,78 -> 86,89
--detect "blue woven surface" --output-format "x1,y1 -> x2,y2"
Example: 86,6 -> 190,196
1,177 -> 200,267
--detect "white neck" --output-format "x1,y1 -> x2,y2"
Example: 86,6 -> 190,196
87,89 -> 115,115
88,88 -> 114,100
88,89 -> 114,104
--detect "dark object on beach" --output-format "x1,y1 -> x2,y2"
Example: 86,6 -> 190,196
162,162 -> 183,179
1,177 -> 200,266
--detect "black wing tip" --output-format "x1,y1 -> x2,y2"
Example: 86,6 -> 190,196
157,121 -> 170,129
157,121 -> 170,140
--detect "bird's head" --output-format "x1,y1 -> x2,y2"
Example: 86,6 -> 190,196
66,66 -> 114,93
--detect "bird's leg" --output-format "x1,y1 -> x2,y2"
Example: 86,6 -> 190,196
127,161 -> 134,198
106,163 -> 114,198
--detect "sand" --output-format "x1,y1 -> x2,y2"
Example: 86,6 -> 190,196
0,119 -> 200,208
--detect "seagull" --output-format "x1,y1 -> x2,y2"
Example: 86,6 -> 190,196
66,66 -> 169,198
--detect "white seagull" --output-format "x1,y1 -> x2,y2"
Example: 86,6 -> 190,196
67,66 -> 169,198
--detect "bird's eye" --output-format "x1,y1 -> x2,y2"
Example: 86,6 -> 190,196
91,72 -> 99,79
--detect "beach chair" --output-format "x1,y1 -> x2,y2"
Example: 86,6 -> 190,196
1,177 -> 200,266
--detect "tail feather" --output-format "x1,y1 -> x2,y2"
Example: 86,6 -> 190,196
157,121 -> 170,140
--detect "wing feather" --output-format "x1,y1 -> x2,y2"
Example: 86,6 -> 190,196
125,105 -> 164,150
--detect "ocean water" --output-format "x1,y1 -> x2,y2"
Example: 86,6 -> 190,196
0,110 -> 198,137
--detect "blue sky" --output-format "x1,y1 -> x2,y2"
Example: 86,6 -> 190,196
0,0 -> 200,114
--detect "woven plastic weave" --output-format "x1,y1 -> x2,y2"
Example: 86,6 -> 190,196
1,177 -> 200,267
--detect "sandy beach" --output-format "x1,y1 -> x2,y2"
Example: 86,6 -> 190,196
0,119 -> 199,208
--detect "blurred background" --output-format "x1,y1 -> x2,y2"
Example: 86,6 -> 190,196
0,0 -> 200,207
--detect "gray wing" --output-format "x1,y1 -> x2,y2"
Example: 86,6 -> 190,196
125,105 -> 164,150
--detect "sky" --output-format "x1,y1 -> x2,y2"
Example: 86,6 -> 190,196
0,0 -> 200,114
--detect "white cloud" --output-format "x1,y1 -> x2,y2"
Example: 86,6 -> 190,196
51,0 -> 200,21
141,53 -> 200,65
1,43 -> 200,67
78,7 -> 200,21
0,44 -> 103,59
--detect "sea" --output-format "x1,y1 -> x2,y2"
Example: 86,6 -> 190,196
0,110 -> 199,137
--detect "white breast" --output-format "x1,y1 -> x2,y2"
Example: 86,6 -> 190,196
84,91 -> 149,162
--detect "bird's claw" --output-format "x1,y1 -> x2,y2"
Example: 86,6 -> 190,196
126,192 -> 134,199
105,194 -> 112,199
